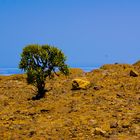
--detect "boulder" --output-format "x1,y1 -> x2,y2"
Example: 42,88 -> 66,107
130,70 -> 139,77
72,78 -> 90,90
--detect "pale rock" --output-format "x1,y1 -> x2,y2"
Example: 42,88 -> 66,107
72,78 -> 90,90
94,128 -> 106,136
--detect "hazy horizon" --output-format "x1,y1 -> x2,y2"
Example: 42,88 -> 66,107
0,0 -> 140,67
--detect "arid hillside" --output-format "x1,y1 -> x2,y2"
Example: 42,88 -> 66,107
0,63 -> 140,140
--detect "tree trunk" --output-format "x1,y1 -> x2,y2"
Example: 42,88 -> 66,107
33,81 -> 46,100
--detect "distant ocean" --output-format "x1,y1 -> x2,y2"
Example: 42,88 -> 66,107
0,66 -> 100,76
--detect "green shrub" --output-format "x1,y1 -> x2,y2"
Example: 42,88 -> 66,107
19,44 -> 69,99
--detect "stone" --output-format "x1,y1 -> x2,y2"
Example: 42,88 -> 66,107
110,121 -> 118,128
93,85 -> 103,90
122,121 -> 130,128
130,70 -> 139,77
72,78 -> 90,90
88,119 -> 98,126
94,128 -> 106,136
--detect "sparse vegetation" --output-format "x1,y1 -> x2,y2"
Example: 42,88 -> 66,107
19,44 -> 69,99
0,62 -> 140,139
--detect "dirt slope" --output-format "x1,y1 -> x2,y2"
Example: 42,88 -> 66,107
0,64 -> 140,140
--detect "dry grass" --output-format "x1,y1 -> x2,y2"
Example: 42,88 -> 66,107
0,65 -> 140,140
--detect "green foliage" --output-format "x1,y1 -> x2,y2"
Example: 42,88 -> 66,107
19,44 -> 69,99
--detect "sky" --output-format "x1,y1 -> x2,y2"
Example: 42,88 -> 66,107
0,0 -> 140,67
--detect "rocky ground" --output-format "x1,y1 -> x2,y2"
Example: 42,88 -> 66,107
0,62 -> 140,140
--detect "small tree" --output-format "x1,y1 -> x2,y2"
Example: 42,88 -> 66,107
19,44 -> 69,99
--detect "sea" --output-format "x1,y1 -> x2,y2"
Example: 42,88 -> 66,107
0,66 -> 100,76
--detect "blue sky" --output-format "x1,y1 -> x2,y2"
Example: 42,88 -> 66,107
0,0 -> 140,67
